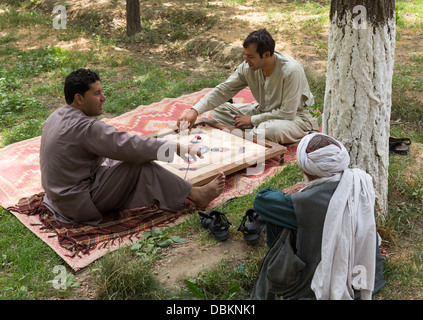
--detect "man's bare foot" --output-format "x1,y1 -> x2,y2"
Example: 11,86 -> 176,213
188,172 -> 225,209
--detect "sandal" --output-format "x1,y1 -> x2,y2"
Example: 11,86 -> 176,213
389,136 -> 411,146
237,209 -> 265,245
199,211 -> 231,241
390,144 -> 410,155
389,136 -> 411,155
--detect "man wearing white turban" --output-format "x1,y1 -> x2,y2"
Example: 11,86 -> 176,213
251,133 -> 385,300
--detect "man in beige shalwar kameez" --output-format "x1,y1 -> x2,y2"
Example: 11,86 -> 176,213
178,29 -> 318,144
40,69 -> 225,225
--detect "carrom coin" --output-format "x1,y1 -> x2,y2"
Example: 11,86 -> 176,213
191,135 -> 203,143
211,147 -> 230,152
199,145 -> 209,154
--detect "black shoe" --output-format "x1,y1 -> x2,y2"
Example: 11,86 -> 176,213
237,209 -> 265,245
389,136 -> 411,155
199,211 -> 231,241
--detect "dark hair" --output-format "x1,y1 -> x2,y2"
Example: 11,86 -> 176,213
64,68 -> 100,105
243,29 -> 275,58
306,134 -> 341,154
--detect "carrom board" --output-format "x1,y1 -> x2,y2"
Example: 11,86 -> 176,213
150,119 -> 287,186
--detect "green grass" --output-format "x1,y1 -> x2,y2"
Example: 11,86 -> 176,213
101,60 -> 224,115
396,0 -> 423,29
0,5 -> 49,29
0,0 -> 422,300
378,152 -> 423,299
391,61 -> 423,137
93,249 -> 166,300
0,207 -> 65,299
139,7 -> 217,43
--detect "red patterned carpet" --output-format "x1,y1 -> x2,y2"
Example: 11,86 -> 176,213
0,88 -> 295,270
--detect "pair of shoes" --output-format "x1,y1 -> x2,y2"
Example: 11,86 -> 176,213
389,136 -> 411,155
199,211 -> 231,241
237,209 -> 265,245
198,209 -> 265,244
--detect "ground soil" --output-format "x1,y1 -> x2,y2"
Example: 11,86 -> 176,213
154,238 -> 253,288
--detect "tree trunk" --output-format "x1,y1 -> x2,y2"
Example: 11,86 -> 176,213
323,0 -> 396,223
126,0 -> 141,36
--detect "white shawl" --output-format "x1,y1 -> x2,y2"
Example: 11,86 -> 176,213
297,133 -> 376,300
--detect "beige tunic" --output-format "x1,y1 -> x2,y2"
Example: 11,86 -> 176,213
40,105 -> 191,225
193,53 -> 319,143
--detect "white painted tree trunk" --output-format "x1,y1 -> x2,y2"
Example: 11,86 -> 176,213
323,6 -> 396,222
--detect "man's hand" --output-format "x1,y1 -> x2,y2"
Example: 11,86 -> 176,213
234,114 -> 252,128
177,109 -> 198,132
176,142 -> 203,163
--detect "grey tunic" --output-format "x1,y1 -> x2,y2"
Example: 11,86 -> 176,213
40,105 -> 192,225
192,53 -> 319,143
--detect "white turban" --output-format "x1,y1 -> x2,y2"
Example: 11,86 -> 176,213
297,133 -> 350,177
296,133 -> 377,300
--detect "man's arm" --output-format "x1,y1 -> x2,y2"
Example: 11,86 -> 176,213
83,120 -> 200,163
177,64 -> 248,130
192,68 -> 248,115
253,187 -> 297,231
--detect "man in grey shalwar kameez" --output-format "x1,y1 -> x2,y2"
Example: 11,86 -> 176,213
40,69 -> 225,226
177,29 -> 318,144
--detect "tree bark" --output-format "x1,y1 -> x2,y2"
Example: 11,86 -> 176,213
126,0 -> 142,36
323,0 -> 396,223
